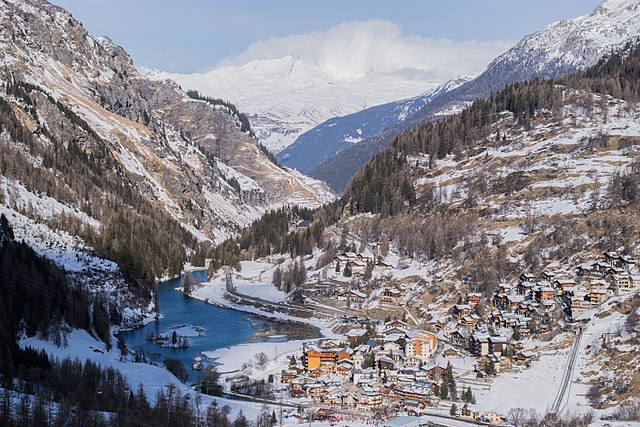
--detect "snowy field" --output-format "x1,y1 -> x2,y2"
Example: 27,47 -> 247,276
20,330 -> 275,420
412,99 -> 640,220
233,260 -> 289,302
448,291 -> 640,422
204,339 -> 302,370
473,345 -> 584,414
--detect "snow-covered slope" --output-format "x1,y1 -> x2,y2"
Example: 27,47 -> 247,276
0,0 -> 334,246
0,186 -> 154,328
472,290 -> 639,418
278,76 -> 470,173
20,329 -> 270,419
488,0 -> 640,79
310,0 -> 640,192
144,56 -> 439,154
410,93 -> 640,221
411,0 -> 640,127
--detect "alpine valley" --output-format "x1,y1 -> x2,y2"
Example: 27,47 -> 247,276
144,53 -> 441,156
1,0 -> 640,427
309,0 -> 640,192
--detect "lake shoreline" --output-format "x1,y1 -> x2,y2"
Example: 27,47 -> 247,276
186,276 -> 339,340
120,272 -> 323,385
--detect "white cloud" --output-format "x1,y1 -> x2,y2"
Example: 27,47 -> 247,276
216,20 -> 514,81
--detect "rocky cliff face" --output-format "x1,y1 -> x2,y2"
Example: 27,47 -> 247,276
0,0 -> 333,244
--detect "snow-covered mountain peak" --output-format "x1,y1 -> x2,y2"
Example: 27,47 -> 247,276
597,0 -> 639,12
428,75 -> 473,95
302,0 -> 640,193
276,74 -> 472,174
143,16 -> 511,154
146,60 -> 439,153
494,0 -> 640,74
224,55 -> 323,81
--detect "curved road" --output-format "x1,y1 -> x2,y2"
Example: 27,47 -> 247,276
550,328 -> 583,413
223,267 -> 317,315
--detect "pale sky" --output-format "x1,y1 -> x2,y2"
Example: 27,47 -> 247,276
52,0 -> 603,74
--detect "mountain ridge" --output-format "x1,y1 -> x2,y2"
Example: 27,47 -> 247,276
309,0 -> 640,192
0,0 -> 333,248
277,76 -> 471,174
144,55 -> 440,154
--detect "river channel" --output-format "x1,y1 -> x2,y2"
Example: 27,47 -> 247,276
120,271 -> 320,385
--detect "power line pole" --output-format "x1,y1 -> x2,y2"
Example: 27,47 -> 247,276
279,388 -> 283,427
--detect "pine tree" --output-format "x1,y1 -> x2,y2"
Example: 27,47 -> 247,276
363,261 -> 373,281
340,225 -> 349,249
379,236 -> 390,257
362,353 -> 375,369
439,378 -> 449,399
255,405 -> 271,427
32,393 -> 48,426
1,389 -> 13,422
93,295 -> 112,350
0,214 -> 13,240
343,262 -> 352,277
446,362 -> 457,400
297,256 -> 307,286
464,386 -> 474,403
17,393 -> 30,425
512,327 -> 521,341
182,274 -> 194,295
117,335 -> 127,358
3,347 -> 14,387
273,267 -> 282,290
137,383 -> 150,411
233,410 -> 249,427
206,400 -> 221,426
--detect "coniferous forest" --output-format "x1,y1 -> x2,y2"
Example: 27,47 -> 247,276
0,81 -> 198,287
345,40 -> 640,217
205,204 -> 339,272
0,214 -> 262,425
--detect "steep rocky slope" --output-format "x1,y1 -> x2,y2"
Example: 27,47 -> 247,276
0,0 -> 333,248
